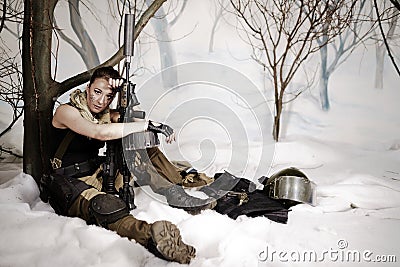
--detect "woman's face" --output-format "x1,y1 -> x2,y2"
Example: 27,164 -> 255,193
86,78 -> 115,114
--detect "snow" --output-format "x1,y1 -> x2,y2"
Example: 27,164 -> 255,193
1,1 -> 400,266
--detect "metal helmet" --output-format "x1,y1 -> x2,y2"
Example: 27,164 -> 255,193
262,167 -> 316,207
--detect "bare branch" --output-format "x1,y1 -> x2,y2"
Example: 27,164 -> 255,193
374,0 -> 400,76
0,0 -> 6,34
230,0 -> 356,140
0,146 -> 22,158
58,0 -> 168,94
169,0 -> 188,26
0,49 -> 23,138
390,0 -> 400,11
67,0 -> 100,68
53,19 -> 81,53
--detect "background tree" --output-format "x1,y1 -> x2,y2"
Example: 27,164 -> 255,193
144,0 -> 189,88
386,0 -> 400,74
55,0 -> 187,89
373,1 -> 400,89
209,0 -> 228,53
22,0 -> 167,183
145,0 -> 176,88
229,0 -> 355,141
317,0 -> 374,110
54,0 -> 101,69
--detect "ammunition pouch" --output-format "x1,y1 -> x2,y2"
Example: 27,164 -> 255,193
89,194 -> 129,227
40,173 -> 91,216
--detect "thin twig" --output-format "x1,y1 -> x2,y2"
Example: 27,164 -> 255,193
373,0 -> 400,77
0,0 -> 6,34
0,146 -> 22,158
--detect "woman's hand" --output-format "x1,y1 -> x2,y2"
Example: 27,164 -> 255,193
108,78 -> 125,90
147,121 -> 176,144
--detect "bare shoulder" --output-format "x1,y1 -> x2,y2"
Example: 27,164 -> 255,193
53,104 -> 103,139
54,104 -> 80,118
53,104 -> 80,128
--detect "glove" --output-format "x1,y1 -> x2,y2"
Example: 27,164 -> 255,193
147,120 -> 174,138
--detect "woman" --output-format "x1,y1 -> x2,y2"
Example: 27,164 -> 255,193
47,66 -> 213,264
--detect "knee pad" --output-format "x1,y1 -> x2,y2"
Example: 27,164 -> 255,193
89,194 -> 129,227
44,173 -> 91,216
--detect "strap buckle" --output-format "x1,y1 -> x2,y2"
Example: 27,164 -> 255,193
50,158 -> 62,170
74,163 -> 80,171
227,191 -> 249,206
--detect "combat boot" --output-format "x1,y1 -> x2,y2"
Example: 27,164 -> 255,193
159,185 -> 217,215
148,220 -> 196,264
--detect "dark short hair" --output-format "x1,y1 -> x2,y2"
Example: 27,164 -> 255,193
89,66 -> 121,87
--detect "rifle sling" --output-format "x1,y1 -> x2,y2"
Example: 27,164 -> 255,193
51,130 -> 76,170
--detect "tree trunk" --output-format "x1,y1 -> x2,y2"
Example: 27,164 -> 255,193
319,43 -> 330,110
60,0 -> 169,95
273,96 -> 283,142
375,43 -> 385,89
319,75 -> 330,110
273,115 -> 280,142
146,0 -> 177,89
68,0 -> 100,68
209,1 -> 225,53
22,0 -> 59,182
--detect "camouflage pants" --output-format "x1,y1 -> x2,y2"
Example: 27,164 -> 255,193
68,147 -> 213,246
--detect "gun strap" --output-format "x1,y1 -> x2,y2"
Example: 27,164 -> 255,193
51,130 -> 76,170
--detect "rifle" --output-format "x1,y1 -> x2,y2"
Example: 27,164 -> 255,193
101,14 -> 145,210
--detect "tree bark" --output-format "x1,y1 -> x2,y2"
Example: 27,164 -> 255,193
273,98 -> 283,142
273,81 -> 284,142
22,0 -> 59,180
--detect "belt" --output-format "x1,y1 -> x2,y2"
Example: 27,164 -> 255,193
54,160 -> 95,177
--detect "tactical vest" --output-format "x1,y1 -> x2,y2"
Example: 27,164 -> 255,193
51,127 -> 105,167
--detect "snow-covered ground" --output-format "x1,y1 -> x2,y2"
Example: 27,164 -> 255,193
1,1 -> 400,266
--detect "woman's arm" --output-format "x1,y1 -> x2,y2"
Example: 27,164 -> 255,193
53,104 -> 148,141
108,107 -> 175,144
